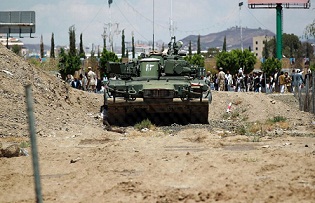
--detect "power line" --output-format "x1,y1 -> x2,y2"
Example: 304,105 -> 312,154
80,4 -> 106,34
114,1 -> 150,41
244,7 -> 272,31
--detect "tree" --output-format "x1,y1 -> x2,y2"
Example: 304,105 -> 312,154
188,41 -> 192,56
97,45 -> 100,58
237,49 -> 256,74
79,33 -> 85,58
40,35 -> 44,59
58,25 -> 81,79
216,49 -> 256,74
69,25 -> 76,56
263,38 -> 269,59
121,29 -> 125,58
132,33 -> 135,58
282,33 -> 300,58
11,45 -> 21,56
207,47 -> 220,58
222,36 -> 227,52
58,48 -> 67,72
304,19 -> 315,39
50,33 -> 55,58
99,48 -> 120,75
216,51 -> 231,72
267,34 -> 300,58
266,37 -> 277,58
184,54 -> 204,67
197,35 -> 201,54
261,57 -> 281,76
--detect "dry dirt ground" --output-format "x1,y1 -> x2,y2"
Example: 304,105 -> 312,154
1,43 -> 315,203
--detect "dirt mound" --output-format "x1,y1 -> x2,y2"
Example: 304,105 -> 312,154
0,43 -> 103,138
209,91 -> 313,125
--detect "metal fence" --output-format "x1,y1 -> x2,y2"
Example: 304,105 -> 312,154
294,72 -> 315,114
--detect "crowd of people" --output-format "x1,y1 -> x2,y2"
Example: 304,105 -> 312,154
207,67 -> 311,94
65,67 -> 108,93
64,65 -> 312,95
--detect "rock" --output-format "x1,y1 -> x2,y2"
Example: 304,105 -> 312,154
70,157 -> 81,163
141,128 -> 149,132
1,144 -> 20,158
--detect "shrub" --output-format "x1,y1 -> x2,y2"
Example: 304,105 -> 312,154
269,116 -> 287,123
134,119 -> 154,130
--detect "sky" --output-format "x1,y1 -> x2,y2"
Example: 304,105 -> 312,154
1,0 -> 314,48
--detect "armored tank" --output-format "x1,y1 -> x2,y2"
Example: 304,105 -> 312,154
103,36 -> 212,126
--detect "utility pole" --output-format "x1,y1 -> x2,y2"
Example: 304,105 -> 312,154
104,22 -> 121,52
101,27 -> 107,50
239,1 -> 244,52
276,4 -> 283,60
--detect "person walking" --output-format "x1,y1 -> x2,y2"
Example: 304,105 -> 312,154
218,67 -> 226,91
225,70 -> 233,91
87,67 -> 96,92
284,72 -> 292,92
253,72 -> 261,92
278,71 -> 286,94
71,77 -> 82,89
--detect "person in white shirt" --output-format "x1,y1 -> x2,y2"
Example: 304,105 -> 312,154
225,70 -> 233,91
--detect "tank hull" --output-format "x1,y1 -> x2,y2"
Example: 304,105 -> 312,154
107,99 -> 209,126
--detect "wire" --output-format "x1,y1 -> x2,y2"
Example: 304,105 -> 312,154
114,1 -> 150,41
80,4 -> 106,34
122,0 -> 169,30
244,7 -> 273,31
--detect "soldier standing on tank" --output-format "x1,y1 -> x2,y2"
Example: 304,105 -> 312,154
218,67 -> 226,91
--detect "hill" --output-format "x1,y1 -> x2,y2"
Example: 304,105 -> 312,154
180,27 -> 274,51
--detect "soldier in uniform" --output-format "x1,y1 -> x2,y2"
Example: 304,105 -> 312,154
218,67 -> 226,91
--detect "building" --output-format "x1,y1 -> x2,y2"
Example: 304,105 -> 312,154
252,35 -> 273,59
0,36 -> 24,49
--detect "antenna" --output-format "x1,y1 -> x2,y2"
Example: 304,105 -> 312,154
169,0 -> 174,38
101,26 -> 107,49
152,0 -> 155,51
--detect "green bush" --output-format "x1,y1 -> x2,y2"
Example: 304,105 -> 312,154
134,119 -> 154,130
269,116 -> 287,123
20,141 -> 30,148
